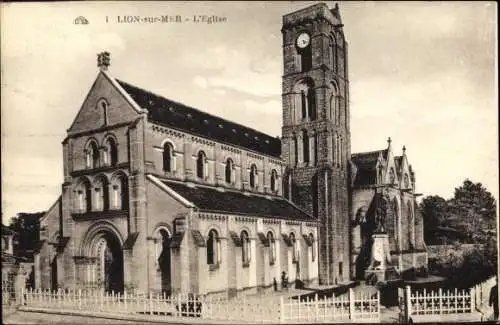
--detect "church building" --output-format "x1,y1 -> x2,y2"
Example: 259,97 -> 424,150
35,3 -> 427,296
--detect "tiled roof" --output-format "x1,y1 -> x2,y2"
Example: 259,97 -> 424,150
351,150 -> 386,186
117,80 -> 282,158
161,180 -> 312,220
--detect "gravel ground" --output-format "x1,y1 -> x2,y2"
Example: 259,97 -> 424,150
3,310 -> 144,324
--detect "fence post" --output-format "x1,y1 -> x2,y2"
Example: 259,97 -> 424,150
315,293 -> 319,320
470,287 -> 475,312
405,285 -> 412,323
279,296 -> 284,324
349,288 -> 355,320
20,287 -> 25,306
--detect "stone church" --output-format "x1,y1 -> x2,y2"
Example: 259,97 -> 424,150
35,3 -> 427,296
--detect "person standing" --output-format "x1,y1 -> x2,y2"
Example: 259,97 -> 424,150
489,283 -> 498,320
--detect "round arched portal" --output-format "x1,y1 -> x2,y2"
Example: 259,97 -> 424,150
84,226 -> 124,293
155,227 -> 172,295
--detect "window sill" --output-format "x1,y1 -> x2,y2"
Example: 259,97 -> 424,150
269,261 -> 275,266
242,262 -> 250,268
209,263 -> 220,271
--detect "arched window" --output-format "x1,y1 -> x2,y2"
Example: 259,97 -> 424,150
330,83 -> 340,124
225,158 -> 234,184
333,133 -> 340,167
378,165 -> 384,184
408,202 -> 414,248
309,233 -> 315,262
270,169 -> 278,193
93,176 -> 109,211
294,80 -> 316,121
249,164 -> 258,189
104,137 -> 118,166
197,151 -> 207,179
241,231 -> 250,266
75,178 -> 91,213
207,229 -> 220,265
330,35 -> 338,73
392,199 -> 399,246
110,174 -> 128,210
301,90 -> 307,119
389,167 -> 396,184
339,136 -> 343,168
86,141 -> 99,169
294,136 -> 299,166
404,173 -> 410,188
267,231 -> 276,265
163,142 -> 174,172
302,130 -> 309,164
289,232 -> 297,263
97,99 -> 109,125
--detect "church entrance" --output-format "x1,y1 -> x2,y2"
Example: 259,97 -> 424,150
157,229 -> 171,294
50,256 -> 58,291
92,231 -> 124,293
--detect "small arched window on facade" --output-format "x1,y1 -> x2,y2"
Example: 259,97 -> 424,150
289,232 -> 297,263
104,137 -> 118,166
241,230 -> 250,266
330,35 -> 338,73
389,167 -> 396,184
392,198 -> 399,246
225,158 -> 234,184
163,142 -> 174,172
197,151 -> 207,179
267,231 -> 276,265
98,99 -> 109,125
294,80 -> 316,121
86,141 -> 99,169
111,174 -> 128,210
249,164 -> 258,189
270,169 -> 278,193
207,229 -> 220,265
75,178 -> 92,213
408,203 -> 414,249
378,165 -> 384,184
404,173 -> 410,188
93,176 -> 109,211
330,83 -> 340,124
302,130 -> 310,164
309,233 -> 315,262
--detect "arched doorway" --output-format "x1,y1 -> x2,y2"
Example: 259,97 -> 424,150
89,230 -> 124,293
50,256 -> 58,291
156,228 -> 171,295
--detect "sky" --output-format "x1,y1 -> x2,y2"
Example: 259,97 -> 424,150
1,1 -> 497,224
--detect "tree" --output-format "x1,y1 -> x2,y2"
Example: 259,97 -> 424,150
449,180 -> 496,243
422,179 -> 497,285
9,212 -> 44,260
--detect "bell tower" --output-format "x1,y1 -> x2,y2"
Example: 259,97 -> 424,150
281,3 -> 351,285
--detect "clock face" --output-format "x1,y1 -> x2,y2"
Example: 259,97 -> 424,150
296,32 -> 310,49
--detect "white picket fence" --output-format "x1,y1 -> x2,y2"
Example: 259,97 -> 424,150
281,290 -> 380,323
408,287 -> 474,316
21,287 -> 380,323
472,276 -> 496,310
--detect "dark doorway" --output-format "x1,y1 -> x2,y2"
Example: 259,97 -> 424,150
158,229 -> 171,295
50,256 -> 58,291
102,233 -> 124,293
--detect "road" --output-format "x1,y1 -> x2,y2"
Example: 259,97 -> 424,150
3,309 -> 145,324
